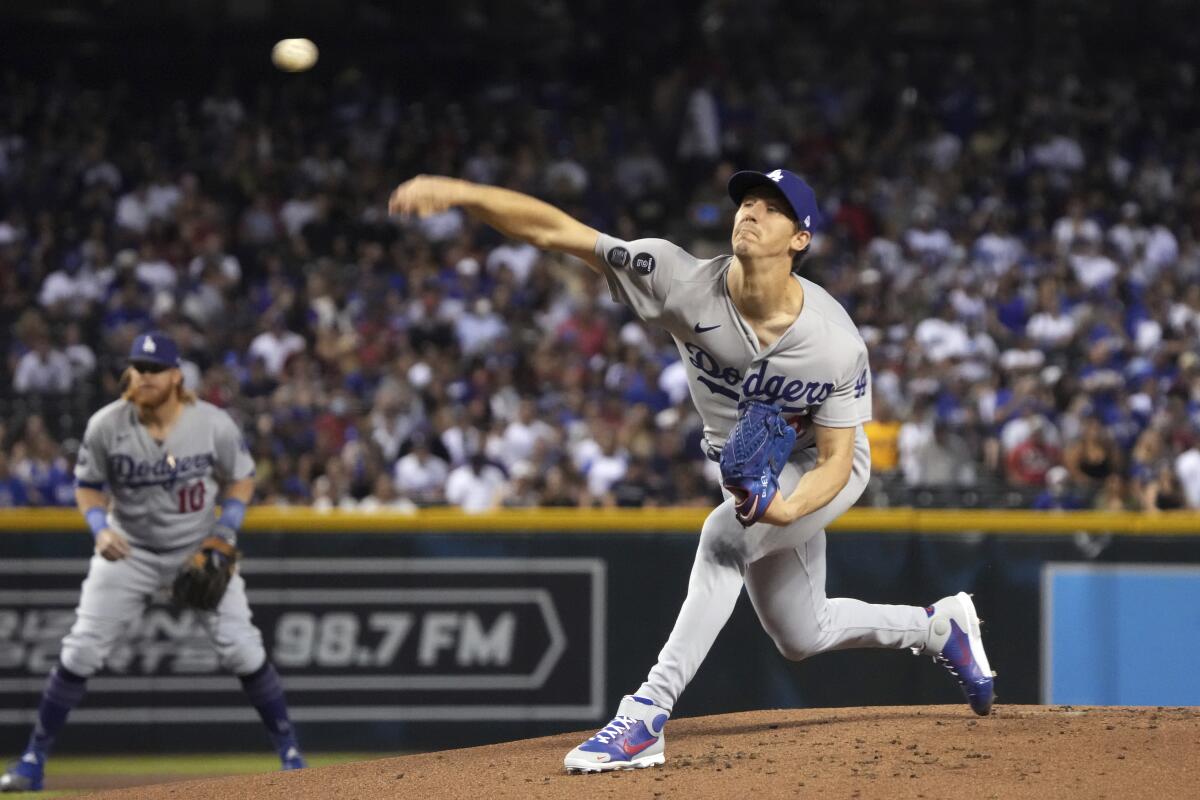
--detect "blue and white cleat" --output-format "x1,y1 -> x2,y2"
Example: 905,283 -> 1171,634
923,592 -> 995,716
0,751 -> 45,792
564,695 -> 669,773
280,745 -> 307,771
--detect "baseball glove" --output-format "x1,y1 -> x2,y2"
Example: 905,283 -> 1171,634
172,536 -> 240,611
719,400 -> 797,527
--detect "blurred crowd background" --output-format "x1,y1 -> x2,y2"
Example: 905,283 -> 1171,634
1,0 -> 1199,512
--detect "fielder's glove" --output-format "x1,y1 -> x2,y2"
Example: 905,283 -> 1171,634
172,535 -> 240,611
719,400 -> 797,527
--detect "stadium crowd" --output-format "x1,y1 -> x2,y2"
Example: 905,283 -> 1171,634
2,6 -> 1199,513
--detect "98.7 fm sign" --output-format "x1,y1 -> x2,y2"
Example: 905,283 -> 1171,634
0,557 -> 606,725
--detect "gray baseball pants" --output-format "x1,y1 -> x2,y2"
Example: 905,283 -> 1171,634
637,439 -> 930,711
60,546 -> 266,678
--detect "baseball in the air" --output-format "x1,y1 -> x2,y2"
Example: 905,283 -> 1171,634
271,38 -> 318,72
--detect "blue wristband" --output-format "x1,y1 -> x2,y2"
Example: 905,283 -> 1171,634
84,508 -> 107,539
218,498 -> 247,532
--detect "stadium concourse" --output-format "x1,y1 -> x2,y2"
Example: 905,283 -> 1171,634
1,4 -> 1199,515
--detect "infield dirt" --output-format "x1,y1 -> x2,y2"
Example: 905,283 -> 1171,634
82,705 -> 1198,799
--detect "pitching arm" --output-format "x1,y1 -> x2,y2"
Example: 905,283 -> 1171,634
388,176 -> 605,275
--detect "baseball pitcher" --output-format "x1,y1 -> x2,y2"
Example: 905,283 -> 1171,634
387,169 -> 994,774
0,332 -> 305,793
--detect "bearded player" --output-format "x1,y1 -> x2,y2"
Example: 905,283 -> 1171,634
1,332 -> 305,793
388,169 -> 994,774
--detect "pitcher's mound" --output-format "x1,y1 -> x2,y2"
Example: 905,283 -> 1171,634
88,705 -> 1199,799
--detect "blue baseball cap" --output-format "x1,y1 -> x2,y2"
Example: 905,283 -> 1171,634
128,331 -> 181,368
728,168 -> 823,230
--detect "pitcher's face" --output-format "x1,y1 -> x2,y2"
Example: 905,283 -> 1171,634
732,187 -> 810,262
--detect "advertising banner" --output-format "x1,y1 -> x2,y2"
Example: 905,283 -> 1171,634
0,556 -> 605,727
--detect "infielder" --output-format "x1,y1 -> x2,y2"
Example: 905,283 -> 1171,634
388,169 -> 994,774
1,332 -> 305,793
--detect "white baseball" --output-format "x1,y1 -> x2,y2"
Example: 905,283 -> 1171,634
271,39 -> 318,73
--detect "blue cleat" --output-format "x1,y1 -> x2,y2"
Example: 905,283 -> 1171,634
279,745 -> 307,771
923,592 -> 995,716
0,751 -> 45,792
564,695 -> 669,773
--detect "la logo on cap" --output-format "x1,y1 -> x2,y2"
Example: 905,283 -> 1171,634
766,169 -> 783,182
142,337 -> 157,353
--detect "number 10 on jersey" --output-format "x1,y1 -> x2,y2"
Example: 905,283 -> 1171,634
177,481 -> 206,513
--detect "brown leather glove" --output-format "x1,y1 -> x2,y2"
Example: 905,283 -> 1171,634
171,536 -> 240,611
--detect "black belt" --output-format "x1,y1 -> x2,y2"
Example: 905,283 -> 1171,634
133,542 -> 193,555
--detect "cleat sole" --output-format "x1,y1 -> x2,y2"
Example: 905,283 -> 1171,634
565,753 -> 665,774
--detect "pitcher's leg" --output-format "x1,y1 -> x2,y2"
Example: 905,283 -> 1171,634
634,499 -> 747,712
566,501 -> 744,773
747,531 -> 929,660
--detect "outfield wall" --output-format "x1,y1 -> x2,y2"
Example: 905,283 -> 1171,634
0,508 -> 1197,753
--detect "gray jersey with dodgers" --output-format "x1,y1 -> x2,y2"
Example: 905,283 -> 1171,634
74,399 -> 254,550
595,234 -> 872,454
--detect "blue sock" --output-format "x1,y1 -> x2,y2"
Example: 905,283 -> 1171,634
239,661 -> 300,755
26,666 -> 88,759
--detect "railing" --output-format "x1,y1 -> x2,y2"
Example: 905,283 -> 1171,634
1,507 -> 1197,535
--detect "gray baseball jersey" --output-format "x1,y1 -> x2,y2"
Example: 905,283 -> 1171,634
595,234 -> 872,454
591,234 -> 932,719
74,399 -> 254,550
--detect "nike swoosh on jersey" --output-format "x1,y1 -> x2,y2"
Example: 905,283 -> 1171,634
694,323 -> 721,333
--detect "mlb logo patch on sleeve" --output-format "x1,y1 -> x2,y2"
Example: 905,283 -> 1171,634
633,252 -> 656,275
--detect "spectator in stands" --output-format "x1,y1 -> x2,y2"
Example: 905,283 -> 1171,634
13,331 -> 73,395
1026,291 -> 1077,351
583,428 -> 628,502
1128,429 -> 1167,494
2,10 -> 1198,512
1141,463 -> 1186,512
312,457 -> 356,511
61,323 -> 96,385
500,399 -> 557,472
0,453 -> 30,507
393,433 -> 449,505
445,452 -> 509,512
897,400 -> 935,486
608,458 -> 655,508
1175,442 -> 1200,510
38,245 -> 106,318
454,297 -> 508,357
359,473 -> 418,512
864,398 -> 902,474
248,313 -> 306,377
1052,198 -> 1102,254
1033,466 -> 1087,510
1094,474 -> 1135,511
1063,418 -> 1122,489
1005,419 -> 1061,487
539,464 -> 585,508
898,400 -> 977,487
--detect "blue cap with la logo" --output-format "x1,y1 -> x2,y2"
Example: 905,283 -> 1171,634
728,168 -> 823,230
128,331 -> 181,368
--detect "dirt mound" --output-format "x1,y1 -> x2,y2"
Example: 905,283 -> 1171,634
85,705 -> 1198,799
